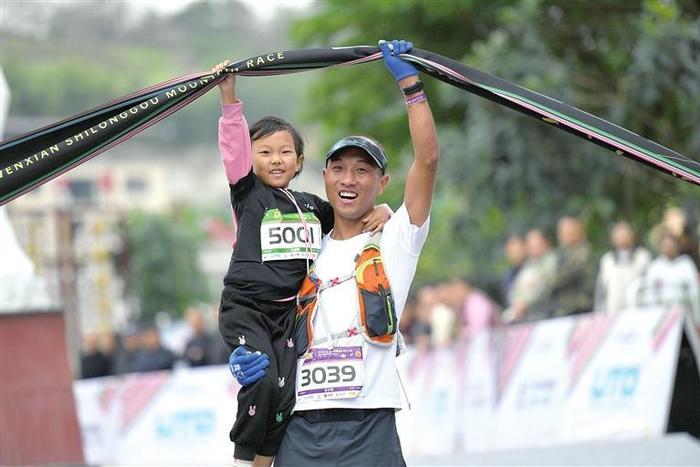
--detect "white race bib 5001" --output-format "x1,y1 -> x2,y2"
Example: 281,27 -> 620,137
260,209 -> 322,261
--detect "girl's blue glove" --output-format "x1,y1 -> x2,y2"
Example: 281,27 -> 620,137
229,346 -> 269,386
379,39 -> 418,81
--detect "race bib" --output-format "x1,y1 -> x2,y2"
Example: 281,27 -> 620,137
260,209 -> 322,261
296,346 -> 364,402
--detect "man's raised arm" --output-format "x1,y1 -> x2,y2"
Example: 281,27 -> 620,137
380,40 -> 439,226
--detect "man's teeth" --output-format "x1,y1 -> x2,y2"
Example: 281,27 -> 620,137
339,191 -> 358,199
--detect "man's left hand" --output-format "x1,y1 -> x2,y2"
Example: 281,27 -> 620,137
379,39 -> 418,81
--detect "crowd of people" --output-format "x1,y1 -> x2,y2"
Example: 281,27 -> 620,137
399,208 -> 700,348
79,305 -> 228,379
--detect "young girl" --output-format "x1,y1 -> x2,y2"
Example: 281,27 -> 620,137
211,61 -> 390,467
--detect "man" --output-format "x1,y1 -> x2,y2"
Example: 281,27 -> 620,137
79,330 -> 111,379
183,305 -> 228,367
275,38 -> 437,467
111,323 -> 141,375
549,216 -> 596,317
504,228 -> 557,322
593,221 -> 651,313
501,234 -> 527,306
130,326 -> 176,373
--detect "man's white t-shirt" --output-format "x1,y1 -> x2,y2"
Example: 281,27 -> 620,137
293,204 -> 429,412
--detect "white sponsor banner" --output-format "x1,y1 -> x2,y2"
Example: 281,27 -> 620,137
74,366 -> 239,465
74,308 -> 685,464
494,317 -> 572,450
560,309 -> 682,442
397,307 -> 684,456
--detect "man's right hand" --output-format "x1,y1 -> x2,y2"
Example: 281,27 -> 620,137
212,60 -> 237,104
229,346 -> 269,386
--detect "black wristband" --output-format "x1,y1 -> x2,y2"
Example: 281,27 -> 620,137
401,80 -> 424,96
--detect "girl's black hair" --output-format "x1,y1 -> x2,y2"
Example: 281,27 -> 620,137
249,116 -> 305,177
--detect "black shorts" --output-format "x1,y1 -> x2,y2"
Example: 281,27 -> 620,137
275,408 -> 406,467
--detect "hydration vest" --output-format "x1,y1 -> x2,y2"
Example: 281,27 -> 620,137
294,233 -> 397,357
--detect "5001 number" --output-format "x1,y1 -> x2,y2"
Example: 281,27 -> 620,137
267,226 -> 316,245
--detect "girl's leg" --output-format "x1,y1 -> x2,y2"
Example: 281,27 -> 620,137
231,354 -> 280,461
219,291 -> 280,462
256,306 -> 298,457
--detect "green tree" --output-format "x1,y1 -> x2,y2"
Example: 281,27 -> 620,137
125,207 -> 209,323
292,0 -> 700,292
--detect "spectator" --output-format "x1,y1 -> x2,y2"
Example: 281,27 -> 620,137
549,217 -> 596,317
505,228 -> 557,322
678,222 -> 700,271
651,207 -> 700,270
411,286 -> 436,351
501,234 -> 527,307
594,221 -> 651,314
131,326 -> 176,373
101,331 -> 119,376
442,278 -> 498,338
80,330 -> 111,379
398,295 -> 419,345
430,298 -> 457,348
183,306 -> 228,367
112,325 -> 141,375
636,230 -> 700,318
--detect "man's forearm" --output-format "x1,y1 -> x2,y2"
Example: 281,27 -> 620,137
399,76 -> 439,170
399,75 -> 439,226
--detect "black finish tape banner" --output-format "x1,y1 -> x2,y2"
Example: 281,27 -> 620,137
1,45 -> 697,205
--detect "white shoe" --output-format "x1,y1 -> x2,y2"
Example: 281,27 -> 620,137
233,458 -> 253,467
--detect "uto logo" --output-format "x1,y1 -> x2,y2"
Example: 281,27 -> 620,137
154,409 -> 215,439
590,366 -> 640,402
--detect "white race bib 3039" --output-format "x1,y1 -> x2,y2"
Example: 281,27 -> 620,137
260,209 -> 322,261
296,346 -> 364,402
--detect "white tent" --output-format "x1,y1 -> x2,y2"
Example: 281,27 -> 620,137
0,68 -> 53,313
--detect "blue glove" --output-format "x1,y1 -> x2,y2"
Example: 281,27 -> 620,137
379,39 -> 418,81
229,346 -> 270,386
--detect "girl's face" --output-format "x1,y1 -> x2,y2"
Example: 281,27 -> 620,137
252,130 -> 303,188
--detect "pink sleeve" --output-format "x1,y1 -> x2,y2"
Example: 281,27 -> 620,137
218,100 -> 252,184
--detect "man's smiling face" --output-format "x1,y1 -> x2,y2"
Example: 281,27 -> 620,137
323,148 -> 389,222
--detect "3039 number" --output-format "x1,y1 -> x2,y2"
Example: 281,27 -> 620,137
299,365 -> 356,387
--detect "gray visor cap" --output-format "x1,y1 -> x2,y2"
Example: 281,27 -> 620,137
324,136 -> 388,174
